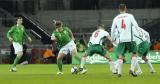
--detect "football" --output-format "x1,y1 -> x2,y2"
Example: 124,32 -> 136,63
71,66 -> 79,74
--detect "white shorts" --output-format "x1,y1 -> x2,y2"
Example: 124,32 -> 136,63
13,42 -> 23,54
59,40 -> 76,55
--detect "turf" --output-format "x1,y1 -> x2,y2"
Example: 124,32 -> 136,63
0,64 -> 159,84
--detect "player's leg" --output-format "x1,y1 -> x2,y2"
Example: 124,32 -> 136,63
138,41 -> 155,74
104,53 -> 116,74
56,52 -> 65,74
70,46 -> 88,74
79,52 -> 88,74
80,52 -> 87,69
128,41 -> 138,77
69,40 -> 88,74
116,43 -> 126,77
70,47 -> 81,62
143,56 -> 155,74
135,61 -> 142,75
56,46 -> 68,74
10,42 -> 23,72
70,40 -> 81,62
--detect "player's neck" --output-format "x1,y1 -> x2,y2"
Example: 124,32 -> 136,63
16,24 -> 21,26
57,27 -> 63,32
120,11 -> 126,14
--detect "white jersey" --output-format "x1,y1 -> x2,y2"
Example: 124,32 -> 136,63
114,28 -> 120,44
89,29 -> 109,45
133,27 -> 150,45
111,13 -> 140,43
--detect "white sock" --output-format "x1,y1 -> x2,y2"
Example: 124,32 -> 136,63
80,56 -> 86,68
146,60 -> 155,72
130,56 -> 137,71
109,61 -> 116,73
114,61 -> 118,71
136,62 -> 142,73
117,59 -> 123,75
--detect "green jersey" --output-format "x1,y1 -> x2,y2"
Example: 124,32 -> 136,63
51,27 -> 72,49
7,25 -> 28,44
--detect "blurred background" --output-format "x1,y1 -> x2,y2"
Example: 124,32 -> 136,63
0,0 -> 160,64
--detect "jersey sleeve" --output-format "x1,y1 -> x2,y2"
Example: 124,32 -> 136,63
103,31 -> 109,37
7,26 -> 14,39
51,32 -> 56,40
130,14 -> 142,37
64,27 -> 71,33
64,26 -> 74,39
130,14 -> 139,28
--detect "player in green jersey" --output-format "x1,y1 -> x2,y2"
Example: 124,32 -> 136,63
7,17 -> 32,72
51,20 -> 81,74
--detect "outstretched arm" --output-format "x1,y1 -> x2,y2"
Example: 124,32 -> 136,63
7,27 -> 14,42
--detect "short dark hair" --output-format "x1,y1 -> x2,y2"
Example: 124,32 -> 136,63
16,17 -> 23,21
55,21 -> 62,27
119,4 -> 126,11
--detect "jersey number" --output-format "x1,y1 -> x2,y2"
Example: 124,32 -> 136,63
121,19 -> 126,29
94,31 -> 100,38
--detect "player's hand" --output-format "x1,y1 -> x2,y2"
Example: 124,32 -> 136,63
9,37 -> 13,42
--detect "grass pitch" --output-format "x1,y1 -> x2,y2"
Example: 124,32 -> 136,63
0,64 -> 159,84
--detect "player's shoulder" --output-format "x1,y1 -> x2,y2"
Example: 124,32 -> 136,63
126,13 -> 134,17
11,25 -> 16,28
100,29 -> 109,35
63,26 -> 69,29
21,25 -> 25,28
63,26 -> 69,30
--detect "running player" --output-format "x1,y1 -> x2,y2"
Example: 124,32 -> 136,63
7,17 -> 32,72
51,20 -> 81,74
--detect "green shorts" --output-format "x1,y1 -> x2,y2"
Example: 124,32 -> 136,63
137,41 -> 150,57
117,41 -> 137,57
86,44 -> 106,56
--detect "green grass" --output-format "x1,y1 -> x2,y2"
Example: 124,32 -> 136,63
0,64 -> 159,84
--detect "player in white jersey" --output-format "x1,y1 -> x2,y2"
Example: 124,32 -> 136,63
80,24 -> 116,74
133,27 -> 155,75
111,4 -> 142,77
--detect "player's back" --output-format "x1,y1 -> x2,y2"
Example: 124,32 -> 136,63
133,27 -> 150,45
141,28 -> 150,43
89,29 -> 109,45
114,13 -> 134,42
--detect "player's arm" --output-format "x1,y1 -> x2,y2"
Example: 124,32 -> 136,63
67,27 -> 75,41
106,35 -> 117,46
51,33 -> 57,50
105,30 -> 117,46
111,18 -> 116,40
130,15 -> 143,37
7,27 -> 14,42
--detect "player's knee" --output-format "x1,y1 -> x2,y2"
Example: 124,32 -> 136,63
17,51 -> 23,57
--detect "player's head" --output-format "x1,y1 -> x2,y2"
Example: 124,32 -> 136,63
55,20 -> 63,29
119,4 -> 127,13
97,24 -> 105,30
16,17 -> 23,25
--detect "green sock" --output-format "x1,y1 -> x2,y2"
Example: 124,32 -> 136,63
12,56 -> 21,68
57,60 -> 63,72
